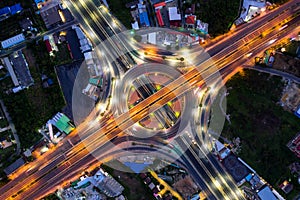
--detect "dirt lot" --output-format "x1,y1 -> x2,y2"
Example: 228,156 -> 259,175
103,161 -> 155,200
273,53 -> 300,77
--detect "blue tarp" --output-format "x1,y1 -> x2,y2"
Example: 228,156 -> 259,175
139,12 -> 150,27
245,173 -> 252,182
295,107 -> 300,118
35,0 -> 45,4
10,3 -> 23,15
0,7 -> 10,16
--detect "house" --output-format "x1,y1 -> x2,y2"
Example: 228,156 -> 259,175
0,139 -> 13,149
185,15 -> 196,28
279,180 -> 293,194
287,132 -> 300,158
168,7 -> 181,27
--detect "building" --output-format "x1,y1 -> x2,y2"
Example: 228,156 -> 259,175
154,2 -> 169,27
235,0 -> 266,25
185,15 -> 196,28
279,180 -> 293,194
257,186 -> 277,200
131,21 -> 139,30
295,106 -> 300,118
2,57 -> 19,86
168,7 -> 181,27
35,0 -> 46,9
214,140 -> 231,160
0,139 -> 13,149
222,153 -> 251,183
1,33 -> 25,49
138,2 -> 150,27
48,112 -> 74,135
9,51 -> 34,87
287,132 -> 300,158
4,157 -> 25,176
2,51 -> 33,88
72,25 -> 92,54
0,7 -> 10,19
0,3 -> 23,21
19,18 -> 33,30
93,168 -> 124,197
10,3 -> 23,15
40,2 -> 63,29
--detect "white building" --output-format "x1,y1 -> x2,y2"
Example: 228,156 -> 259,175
168,7 -> 181,21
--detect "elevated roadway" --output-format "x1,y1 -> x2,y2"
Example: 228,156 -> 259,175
0,1 -> 299,199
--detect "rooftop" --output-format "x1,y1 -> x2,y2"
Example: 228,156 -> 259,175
257,185 -> 277,200
9,51 -> 34,87
4,157 -> 25,176
222,153 -> 251,182
40,4 -> 62,29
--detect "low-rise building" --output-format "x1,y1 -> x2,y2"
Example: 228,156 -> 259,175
1,33 -> 25,49
40,1 -> 63,29
279,180 -> 293,194
287,132 -> 300,158
257,185 -> 277,200
4,157 -> 25,176
168,7 -> 181,27
9,51 -> 34,87
48,112 -> 74,135
0,3 -> 23,21
93,168 -> 124,197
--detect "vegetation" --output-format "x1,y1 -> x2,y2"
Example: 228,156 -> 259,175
192,0 -> 240,36
269,0 -> 289,5
102,161 -> 156,200
0,0 -> 33,8
41,193 -> 60,200
282,40 -> 300,57
222,69 -> 300,198
0,41 -> 67,148
0,15 -> 22,41
108,0 -> 133,29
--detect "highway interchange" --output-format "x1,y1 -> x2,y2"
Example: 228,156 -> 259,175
0,0 -> 299,199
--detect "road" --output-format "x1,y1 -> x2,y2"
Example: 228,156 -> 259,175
0,100 -> 21,155
0,1 -> 299,199
0,19 -> 77,57
244,65 -> 300,83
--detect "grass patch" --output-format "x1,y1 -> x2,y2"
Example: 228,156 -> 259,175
282,40 -> 300,57
107,0 -> 133,29
41,193 -> 60,200
192,0 -> 240,36
52,43 -> 72,65
0,14 -> 22,41
222,69 -> 300,198
0,41 -> 66,148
